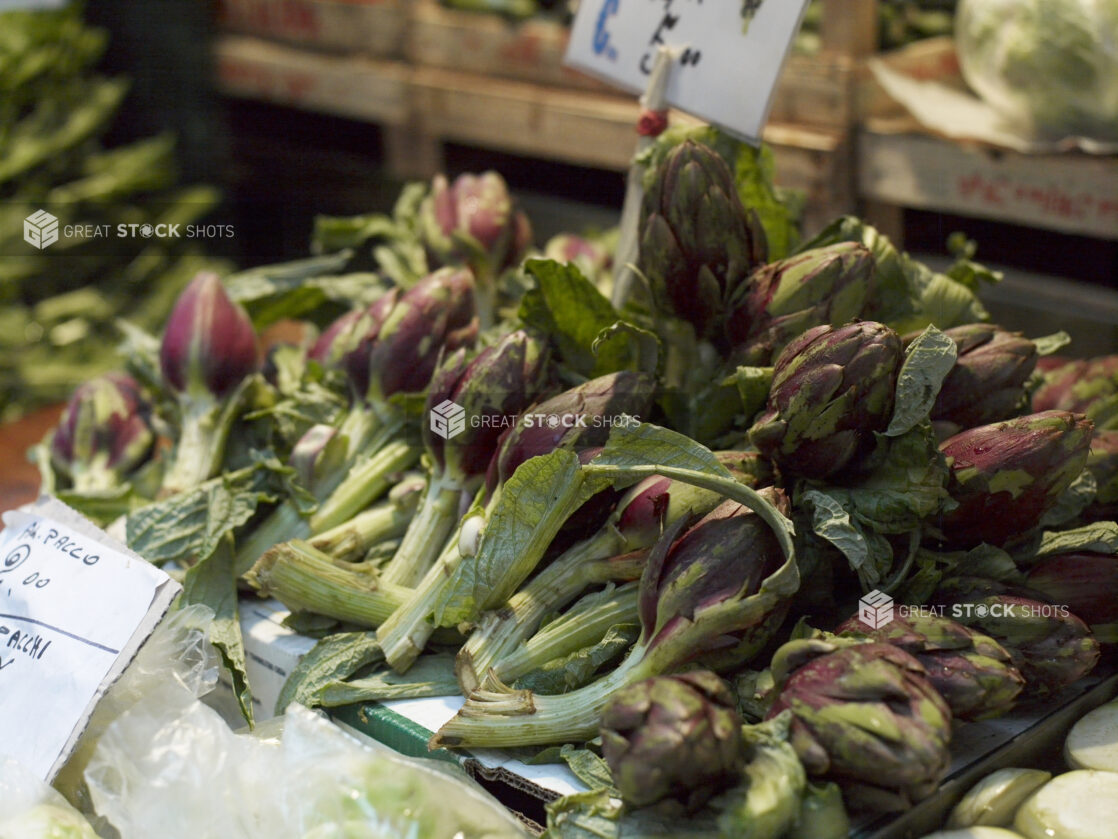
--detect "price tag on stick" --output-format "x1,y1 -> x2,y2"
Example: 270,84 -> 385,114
0,497 -> 180,781
565,0 -> 811,145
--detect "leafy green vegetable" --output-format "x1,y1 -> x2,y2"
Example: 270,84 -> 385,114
275,631 -> 382,714
181,536 -> 253,725
885,326 -> 957,437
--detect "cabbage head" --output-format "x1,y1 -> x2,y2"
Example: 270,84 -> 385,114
956,0 -> 1118,141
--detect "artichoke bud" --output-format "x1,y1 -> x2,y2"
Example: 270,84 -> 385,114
311,290 -> 400,400
725,242 -> 875,356
543,234 -> 613,282
935,410 -> 1093,548
835,612 -> 1024,720
159,271 -> 259,401
929,324 -> 1038,429
640,489 -> 792,669
939,593 -> 1101,692
748,321 -> 903,480
50,373 -> 155,488
1033,356 -> 1118,416
493,370 -> 656,486
600,670 -> 744,811
637,139 -> 767,340
1026,552 -> 1118,631
613,450 -> 770,552
366,267 -> 478,405
421,171 -> 529,271
766,641 -> 952,811
434,330 -> 551,481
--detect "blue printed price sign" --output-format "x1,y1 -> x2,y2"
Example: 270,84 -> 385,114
0,498 -> 180,780
565,0 -> 811,144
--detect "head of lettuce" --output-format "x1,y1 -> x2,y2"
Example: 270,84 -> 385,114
956,0 -> 1118,142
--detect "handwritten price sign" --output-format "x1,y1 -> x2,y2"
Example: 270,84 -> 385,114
565,0 -> 811,144
0,498 -> 179,780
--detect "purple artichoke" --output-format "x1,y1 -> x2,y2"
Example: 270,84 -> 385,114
159,271 -> 259,400
748,321 -> 904,480
725,242 -> 875,361
637,139 -> 767,341
49,373 -> 155,491
929,324 -> 1038,432
935,410 -> 1094,548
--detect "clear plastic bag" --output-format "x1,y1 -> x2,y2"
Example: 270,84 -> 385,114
0,757 -> 98,838
52,603 -> 218,815
83,688 -> 529,839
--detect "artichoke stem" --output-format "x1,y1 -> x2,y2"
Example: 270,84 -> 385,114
309,500 -> 414,563
309,432 -> 418,533
377,533 -> 465,673
246,539 -> 409,627
495,582 -> 640,686
378,472 -> 462,587
433,640 -> 654,749
458,526 -> 623,691
159,398 -> 224,497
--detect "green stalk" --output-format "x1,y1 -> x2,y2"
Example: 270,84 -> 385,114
495,582 -> 640,686
309,435 -> 420,533
378,472 -> 463,586
233,418 -> 408,575
159,398 -> 227,497
336,402 -> 384,461
308,497 -> 416,563
456,526 -> 624,692
376,529 -> 467,672
432,641 -> 655,750
246,540 -> 409,627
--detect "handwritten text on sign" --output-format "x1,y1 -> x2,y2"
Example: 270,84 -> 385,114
565,0 -> 811,144
0,499 -> 179,780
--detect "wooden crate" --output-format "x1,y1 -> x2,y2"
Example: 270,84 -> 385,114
214,35 -> 410,125
218,0 -> 408,59
397,66 -> 854,233
407,0 -> 610,93
407,0 -> 876,131
859,121 -> 1118,242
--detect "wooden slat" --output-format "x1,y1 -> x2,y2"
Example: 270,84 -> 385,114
820,0 -> 878,57
218,0 -> 407,58
214,35 -> 411,125
859,129 -> 1118,240
408,0 -> 610,93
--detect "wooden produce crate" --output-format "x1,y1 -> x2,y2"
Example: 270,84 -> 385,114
408,0 -> 877,131
214,35 -> 411,126
859,120 -> 1118,242
217,0 -> 408,59
399,67 -> 853,233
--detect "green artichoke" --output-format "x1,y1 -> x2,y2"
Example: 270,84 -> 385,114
836,612 -> 1025,720
766,640 -> 953,811
637,139 -> 767,341
600,670 -> 744,811
1032,356 -> 1118,430
749,321 -> 903,480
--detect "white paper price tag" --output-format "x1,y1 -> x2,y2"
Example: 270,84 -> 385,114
0,497 -> 180,781
565,0 -> 811,144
